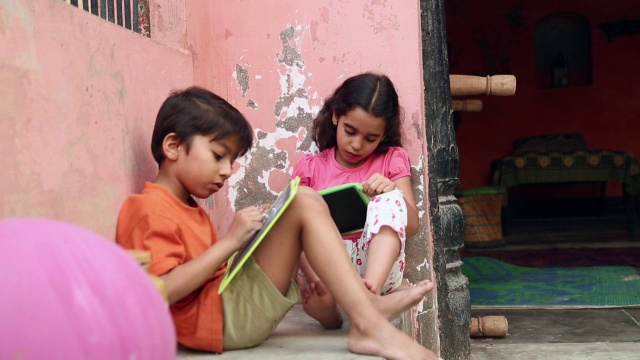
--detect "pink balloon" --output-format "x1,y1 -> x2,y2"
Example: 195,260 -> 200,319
0,218 -> 176,360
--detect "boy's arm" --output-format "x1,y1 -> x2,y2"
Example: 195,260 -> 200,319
162,206 -> 267,305
161,240 -> 238,304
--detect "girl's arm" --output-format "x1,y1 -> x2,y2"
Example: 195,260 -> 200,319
393,176 -> 419,238
299,251 -> 321,285
362,173 -> 419,238
161,206 -> 266,304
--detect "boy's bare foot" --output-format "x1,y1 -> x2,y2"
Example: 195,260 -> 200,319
302,280 -> 343,329
348,314 -> 440,360
372,280 -> 434,320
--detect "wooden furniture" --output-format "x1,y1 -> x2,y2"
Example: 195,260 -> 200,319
452,99 -> 483,112
491,150 -> 640,234
450,74 -> 516,96
456,187 -> 506,248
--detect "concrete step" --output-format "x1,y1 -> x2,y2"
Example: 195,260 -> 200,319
177,304 -> 381,359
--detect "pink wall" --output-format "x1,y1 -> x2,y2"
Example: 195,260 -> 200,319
1,0 -> 432,247
202,1 -> 429,232
446,0 -> 640,197
1,0 -> 438,347
1,0 -> 432,253
0,0 -> 193,238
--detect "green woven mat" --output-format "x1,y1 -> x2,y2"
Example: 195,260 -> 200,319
463,257 -> 640,309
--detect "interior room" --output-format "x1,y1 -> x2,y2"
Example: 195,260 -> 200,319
446,0 -> 640,260
445,0 -> 640,355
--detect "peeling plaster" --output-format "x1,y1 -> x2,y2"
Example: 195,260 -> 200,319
277,26 -> 305,68
274,88 -> 307,117
362,0 -> 400,34
413,153 -> 427,219
229,23 -> 322,211
246,99 -> 258,109
228,154 -> 249,209
410,111 -> 424,142
2,0 -> 37,67
416,258 -> 431,272
234,64 -> 250,97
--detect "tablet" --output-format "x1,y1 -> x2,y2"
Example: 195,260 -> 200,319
319,183 -> 370,235
218,177 -> 300,294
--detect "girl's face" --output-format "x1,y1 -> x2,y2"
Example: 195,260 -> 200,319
333,107 -> 385,168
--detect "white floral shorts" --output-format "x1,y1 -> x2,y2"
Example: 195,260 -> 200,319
344,189 -> 407,295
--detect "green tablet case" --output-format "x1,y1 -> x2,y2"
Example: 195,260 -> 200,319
319,183 -> 370,235
218,177 -> 300,294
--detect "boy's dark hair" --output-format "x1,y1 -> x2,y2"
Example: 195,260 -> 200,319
312,72 -> 403,153
151,86 -> 254,165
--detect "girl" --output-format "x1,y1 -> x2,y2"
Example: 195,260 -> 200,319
292,72 -> 419,328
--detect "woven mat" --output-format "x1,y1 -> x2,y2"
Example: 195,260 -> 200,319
461,246 -> 640,268
463,257 -> 640,309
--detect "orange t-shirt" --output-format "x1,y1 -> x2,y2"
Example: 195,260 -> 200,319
116,182 -> 226,353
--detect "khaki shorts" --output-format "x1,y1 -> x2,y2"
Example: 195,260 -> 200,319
221,256 -> 301,350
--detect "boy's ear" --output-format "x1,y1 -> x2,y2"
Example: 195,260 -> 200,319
162,133 -> 181,161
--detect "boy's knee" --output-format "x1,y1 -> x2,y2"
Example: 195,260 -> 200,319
296,186 -> 323,201
294,186 -> 328,210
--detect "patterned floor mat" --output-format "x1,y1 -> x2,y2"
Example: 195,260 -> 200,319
463,257 -> 640,309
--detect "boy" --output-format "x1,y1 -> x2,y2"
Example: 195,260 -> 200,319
116,86 -> 439,359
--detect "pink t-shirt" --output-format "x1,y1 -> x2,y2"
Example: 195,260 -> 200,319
292,146 -> 411,241
292,146 -> 411,190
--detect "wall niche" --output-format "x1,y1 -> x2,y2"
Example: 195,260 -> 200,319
534,12 -> 593,89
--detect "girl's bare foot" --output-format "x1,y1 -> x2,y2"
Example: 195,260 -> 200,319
347,314 -> 440,360
372,279 -> 434,320
302,280 -> 343,329
394,278 -> 413,291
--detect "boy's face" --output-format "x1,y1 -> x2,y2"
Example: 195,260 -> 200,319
174,133 -> 241,199
333,107 -> 385,168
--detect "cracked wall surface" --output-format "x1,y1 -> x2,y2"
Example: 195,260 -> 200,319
209,2 -> 428,228
207,6 -> 437,347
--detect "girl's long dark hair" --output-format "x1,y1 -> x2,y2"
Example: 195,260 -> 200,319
312,72 -> 403,153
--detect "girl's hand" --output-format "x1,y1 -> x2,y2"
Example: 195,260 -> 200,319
224,205 -> 268,249
362,173 -> 396,195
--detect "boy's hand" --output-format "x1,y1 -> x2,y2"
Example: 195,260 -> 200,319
224,205 -> 268,248
362,173 -> 396,195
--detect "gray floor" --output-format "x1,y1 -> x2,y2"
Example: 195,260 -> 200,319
469,214 -> 640,359
469,308 -> 640,360
178,305 -> 380,360
177,306 -> 640,360
178,214 -> 640,359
